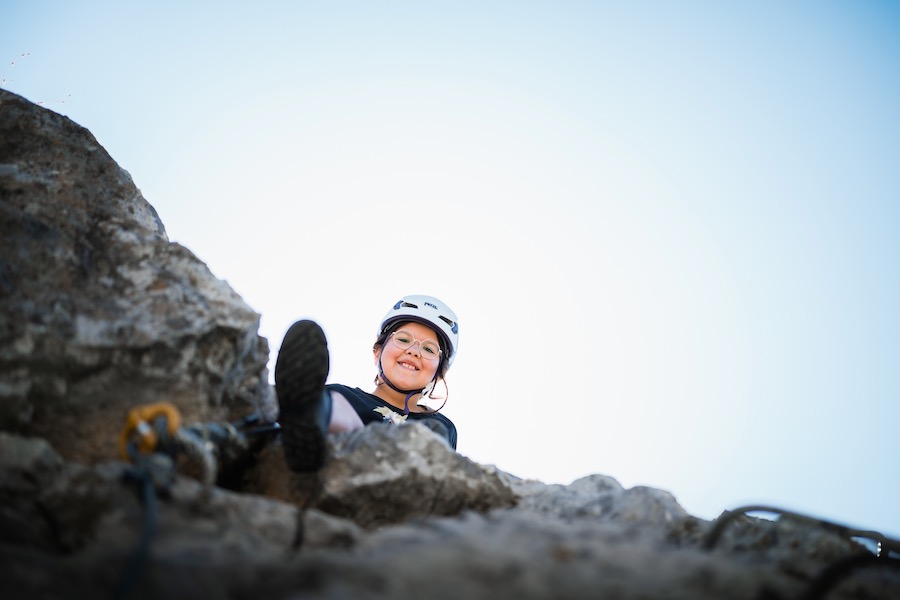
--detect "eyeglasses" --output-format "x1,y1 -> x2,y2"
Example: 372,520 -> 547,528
390,330 -> 442,361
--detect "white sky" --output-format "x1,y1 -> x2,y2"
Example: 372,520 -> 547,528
3,1 -> 898,537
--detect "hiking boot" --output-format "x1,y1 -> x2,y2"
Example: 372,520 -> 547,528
274,319 -> 333,472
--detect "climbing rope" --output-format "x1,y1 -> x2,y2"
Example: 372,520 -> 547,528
114,403 -> 280,599
114,406 -> 178,600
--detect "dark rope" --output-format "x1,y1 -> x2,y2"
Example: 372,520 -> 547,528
112,444 -> 161,600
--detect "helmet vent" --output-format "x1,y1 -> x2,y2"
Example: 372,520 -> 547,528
394,300 -> 419,310
440,315 -> 458,334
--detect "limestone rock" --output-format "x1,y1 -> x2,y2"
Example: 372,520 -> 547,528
2,429 -> 898,600
0,432 -> 64,550
0,88 -> 273,464
300,509 -> 365,549
315,422 -> 519,528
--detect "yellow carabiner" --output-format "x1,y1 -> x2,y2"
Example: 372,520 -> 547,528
118,402 -> 182,460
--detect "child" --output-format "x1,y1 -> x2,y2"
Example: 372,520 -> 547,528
275,295 -> 459,472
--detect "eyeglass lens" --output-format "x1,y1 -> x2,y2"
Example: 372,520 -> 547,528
392,331 -> 441,359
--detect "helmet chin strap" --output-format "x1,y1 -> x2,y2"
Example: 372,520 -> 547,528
378,353 -> 437,415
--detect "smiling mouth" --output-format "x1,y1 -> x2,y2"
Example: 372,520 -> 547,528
398,361 -> 418,371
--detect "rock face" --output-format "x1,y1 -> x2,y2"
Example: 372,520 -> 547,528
1,90 -> 897,600
0,88 -> 273,464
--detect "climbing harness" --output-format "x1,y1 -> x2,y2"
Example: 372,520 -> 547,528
704,504 -> 900,599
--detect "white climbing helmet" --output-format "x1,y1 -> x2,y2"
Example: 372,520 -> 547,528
380,295 -> 459,367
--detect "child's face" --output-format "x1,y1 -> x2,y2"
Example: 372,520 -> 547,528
374,321 -> 441,391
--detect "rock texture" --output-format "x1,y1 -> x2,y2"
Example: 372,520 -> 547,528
3,427 -> 898,600
2,89 -> 898,600
0,88 -> 273,464
316,423 -> 518,528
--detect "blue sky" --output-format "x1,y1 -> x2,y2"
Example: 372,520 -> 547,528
3,1 -> 898,538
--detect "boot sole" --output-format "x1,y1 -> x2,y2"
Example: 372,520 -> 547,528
275,320 -> 330,472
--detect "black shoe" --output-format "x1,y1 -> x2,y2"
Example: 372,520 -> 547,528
274,320 -> 332,472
